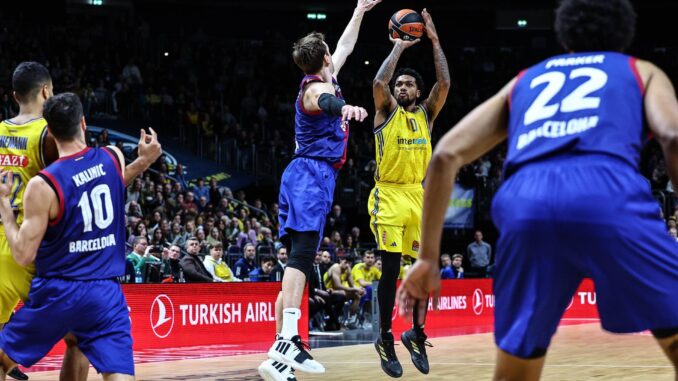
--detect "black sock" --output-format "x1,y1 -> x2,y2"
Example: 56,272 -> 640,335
378,251 -> 401,340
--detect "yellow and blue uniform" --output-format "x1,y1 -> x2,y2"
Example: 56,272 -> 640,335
0,117 -> 48,323
368,105 -> 431,258
351,262 -> 381,284
323,266 -> 350,290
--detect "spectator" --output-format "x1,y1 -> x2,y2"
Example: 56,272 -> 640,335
206,226 -> 223,248
126,236 -> 148,272
326,204 -> 347,235
179,237 -> 214,282
203,243 -> 239,282
323,256 -> 365,324
165,244 -> 183,282
248,255 -> 275,282
209,178 -> 222,206
192,177 -> 210,203
270,246 -> 288,282
351,250 -> 381,323
467,230 -> 492,277
128,221 -> 148,246
175,164 -> 189,190
309,251 -> 345,332
440,254 -> 464,279
670,227 -> 678,242
234,243 -> 257,280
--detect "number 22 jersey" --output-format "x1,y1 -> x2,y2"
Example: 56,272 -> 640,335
36,147 -> 126,280
505,52 -> 645,178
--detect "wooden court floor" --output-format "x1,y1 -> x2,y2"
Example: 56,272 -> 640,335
28,324 -> 673,380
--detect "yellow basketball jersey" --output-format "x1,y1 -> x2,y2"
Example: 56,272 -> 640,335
0,117 -> 48,224
374,105 -> 431,185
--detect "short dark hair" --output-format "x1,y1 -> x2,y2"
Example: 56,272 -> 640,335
555,0 -> 636,52
260,255 -> 275,265
391,68 -> 425,96
341,255 -> 356,265
42,93 -> 83,141
292,32 -> 328,74
12,61 -> 51,101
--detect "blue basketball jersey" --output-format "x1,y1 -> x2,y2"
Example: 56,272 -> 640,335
293,75 -> 349,169
36,147 -> 126,280
505,52 -> 645,177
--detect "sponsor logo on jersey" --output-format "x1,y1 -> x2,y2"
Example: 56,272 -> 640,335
0,154 -> 28,167
397,136 -> 428,146
390,242 -> 398,247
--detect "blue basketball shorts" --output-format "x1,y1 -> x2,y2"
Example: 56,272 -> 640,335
278,157 -> 336,242
491,158 -> 678,358
0,277 -> 134,375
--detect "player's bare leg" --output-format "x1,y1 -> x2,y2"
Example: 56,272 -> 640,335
60,333 -> 89,381
0,350 -> 19,381
654,331 -> 678,379
493,349 -> 545,381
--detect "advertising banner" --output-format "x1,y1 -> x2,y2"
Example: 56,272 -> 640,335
26,282 -> 308,356
388,278 -> 598,337
444,184 -> 475,229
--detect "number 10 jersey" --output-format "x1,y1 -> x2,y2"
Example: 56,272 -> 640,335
504,52 -> 645,178
36,147 -> 126,280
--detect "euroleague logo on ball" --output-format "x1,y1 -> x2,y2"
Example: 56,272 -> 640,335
472,289 -> 484,315
150,295 -> 175,338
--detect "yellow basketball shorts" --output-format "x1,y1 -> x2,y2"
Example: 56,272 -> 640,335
0,237 -> 35,323
368,182 -> 423,259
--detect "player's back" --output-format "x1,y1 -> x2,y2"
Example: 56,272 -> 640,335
294,75 -> 349,169
36,147 -> 126,280
505,52 -> 644,178
0,117 -> 48,224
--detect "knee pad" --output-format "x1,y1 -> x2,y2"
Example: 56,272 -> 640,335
286,231 -> 319,278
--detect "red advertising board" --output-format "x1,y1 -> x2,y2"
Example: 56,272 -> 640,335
38,282 -> 308,356
388,278 -> 598,338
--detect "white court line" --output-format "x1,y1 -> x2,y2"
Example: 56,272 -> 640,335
212,357 -> 672,368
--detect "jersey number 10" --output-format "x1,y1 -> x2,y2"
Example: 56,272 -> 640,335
77,184 -> 114,232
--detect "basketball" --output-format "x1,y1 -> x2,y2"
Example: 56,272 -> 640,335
389,9 -> 425,41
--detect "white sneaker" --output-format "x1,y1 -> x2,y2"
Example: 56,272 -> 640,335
258,359 -> 297,381
267,335 -> 325,374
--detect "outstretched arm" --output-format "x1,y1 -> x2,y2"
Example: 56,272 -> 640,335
373,38 -> 420,123
420,9 -> 451,125
0,174 -> 55,266
121,128 -> 162,186
333,0 -> 382,77
397,77 -> 514,323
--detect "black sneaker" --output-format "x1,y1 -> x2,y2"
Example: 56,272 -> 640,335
374,334 -> 403,378
401,329 -> 432,374
8,367 -> 29,380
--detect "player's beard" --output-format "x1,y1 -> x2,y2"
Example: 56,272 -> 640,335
396,97 -> 416,107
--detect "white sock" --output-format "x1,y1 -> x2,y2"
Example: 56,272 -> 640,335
280,308 -> 301,340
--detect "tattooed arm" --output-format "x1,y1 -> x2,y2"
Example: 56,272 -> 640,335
373,38 -> 420,126
420,9 -> 451,126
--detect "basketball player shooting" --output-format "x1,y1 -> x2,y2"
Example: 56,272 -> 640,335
369,8 -> 450,378
258,1 -> 380,380
397,0 -> 678,380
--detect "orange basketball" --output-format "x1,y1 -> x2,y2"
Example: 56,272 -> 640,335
388,9 -> 425,41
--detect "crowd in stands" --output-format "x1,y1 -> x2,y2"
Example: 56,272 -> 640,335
2,6 -> 678,332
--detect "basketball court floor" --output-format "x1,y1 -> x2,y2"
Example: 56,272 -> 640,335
26,323 -> 672,380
